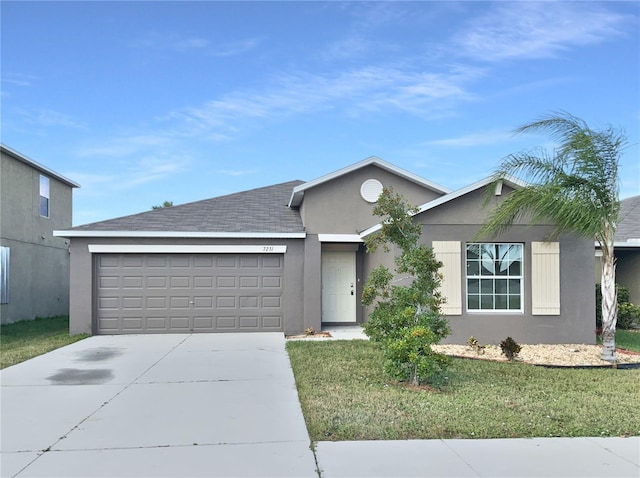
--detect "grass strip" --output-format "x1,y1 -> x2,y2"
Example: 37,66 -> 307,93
287,340 -> 640,441
1,316 -> 89,369
612,329 -> 640,352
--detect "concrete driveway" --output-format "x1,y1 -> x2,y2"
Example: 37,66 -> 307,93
0,333 -> 317,477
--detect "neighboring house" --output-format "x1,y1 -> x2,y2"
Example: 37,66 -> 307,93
0,144 -> 80,324
55,157 -> 594,344
595,195 -> 640,304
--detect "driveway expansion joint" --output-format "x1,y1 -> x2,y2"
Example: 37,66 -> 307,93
440,439 -> 483,477
49,439 -> 312,453
585,437 -> 640,468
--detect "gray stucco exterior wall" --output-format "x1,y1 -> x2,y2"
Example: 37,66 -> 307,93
300,164 -> 444,234
416,187 -> 595,345
1,149 -> 74,323
616,250 -> 640,304
597,249 -> 640,305
425,230 -> 595,345
360,185 -> 595,345
302,234 -> 322,333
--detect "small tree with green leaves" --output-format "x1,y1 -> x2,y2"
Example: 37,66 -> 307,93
151,201 -> 174,210
362,188 -> 450,386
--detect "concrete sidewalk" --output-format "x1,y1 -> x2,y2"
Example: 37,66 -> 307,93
1,333 -> 317,477
314,437 -> 640,477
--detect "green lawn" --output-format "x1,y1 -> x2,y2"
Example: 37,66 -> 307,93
1,316 -> 89,369
612,329 -> 640,352
287,340 -> 640,441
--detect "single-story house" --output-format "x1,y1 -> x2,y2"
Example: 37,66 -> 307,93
595,195 -> 640,304
55,157 -> 595,344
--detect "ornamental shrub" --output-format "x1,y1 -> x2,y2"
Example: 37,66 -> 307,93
467,336 -> 486,355
595,284 -> 634,329
362,188 -> 450,386
617,303 -> 640,330
500,336 -> 522,360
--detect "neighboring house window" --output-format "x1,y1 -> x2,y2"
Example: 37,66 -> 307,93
0,246 -> 8,304
39,175 -> 50,218
466,243 -> 523,312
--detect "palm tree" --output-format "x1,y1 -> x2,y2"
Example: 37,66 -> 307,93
478,112 -> 627,362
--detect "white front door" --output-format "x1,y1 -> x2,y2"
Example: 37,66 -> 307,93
322,251 -> 356,323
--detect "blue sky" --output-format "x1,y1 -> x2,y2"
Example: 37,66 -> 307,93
2,1 -> 638,226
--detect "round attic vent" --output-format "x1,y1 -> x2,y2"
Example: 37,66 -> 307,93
360,179 -> 383,203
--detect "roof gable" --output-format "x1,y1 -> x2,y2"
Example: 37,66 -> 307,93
288,156 -> 451,207
360,174 -> 527,237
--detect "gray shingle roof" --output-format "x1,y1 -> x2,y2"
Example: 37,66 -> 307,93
617,195 -> 640,243
71,180 -> 305,233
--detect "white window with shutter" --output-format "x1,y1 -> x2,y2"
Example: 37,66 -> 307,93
466,243 -> 524,312
433,241 -> 462,315
531,242 -> 560,315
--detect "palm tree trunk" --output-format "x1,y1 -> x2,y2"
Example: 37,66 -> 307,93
600,248 -> 617,362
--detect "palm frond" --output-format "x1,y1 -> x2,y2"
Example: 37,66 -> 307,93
480,112 -> 625,242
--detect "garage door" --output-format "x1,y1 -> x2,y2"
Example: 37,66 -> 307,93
95,253 -> 283,334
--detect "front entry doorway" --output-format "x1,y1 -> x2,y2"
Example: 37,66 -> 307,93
322,251 -> 356,323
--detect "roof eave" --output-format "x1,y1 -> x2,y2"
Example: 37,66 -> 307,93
288,156 -> 452,207
595,241 -> 640,249
1,143 -> 81,188
414,174 -> 527,215
359,174 -> 528,239
54,230 -> 306,239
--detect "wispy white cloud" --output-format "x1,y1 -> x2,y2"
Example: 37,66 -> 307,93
219,169 -> 259,177
132,32 -> 209,52
132,32 -> 259,56
208,38 -> 260,57
118,155 -> 188,188
17,108 -> 86,129
72,137 -> 191,196
168,64 -> 482,140
173,37 -> 209,51
65,155 -> 189,193
73,155 -> 189,192
62,172 -> 116,196
319,2 -> 451,62
1,72 -> 38,87
426,130 -> 513,148
455,2 -> 631,62
321,35 -> 371,61
76,134 -> 173,157
348,1 -> 415,30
